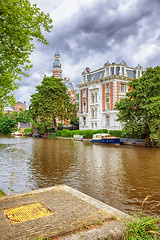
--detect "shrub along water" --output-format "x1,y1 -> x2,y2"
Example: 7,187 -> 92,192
54,129 -> 122,139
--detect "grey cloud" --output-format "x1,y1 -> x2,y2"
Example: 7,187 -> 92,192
14,0 -> 160,104
47,0 -> 160,64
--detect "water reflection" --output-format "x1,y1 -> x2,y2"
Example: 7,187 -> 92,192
0,136 -> 160,216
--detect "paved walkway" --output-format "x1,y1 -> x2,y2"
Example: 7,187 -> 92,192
0,185 -> 130,240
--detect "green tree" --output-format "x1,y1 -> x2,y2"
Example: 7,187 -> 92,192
0,113 -> 16,134
16,110 -> 32,123
29,76 -> 77,132
115,66 -> 160,143
70,117 -> 79,128
0,110 -> 33,134
0,0 -> 53,111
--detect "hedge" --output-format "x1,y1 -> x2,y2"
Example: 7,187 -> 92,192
55,129 -> 109,139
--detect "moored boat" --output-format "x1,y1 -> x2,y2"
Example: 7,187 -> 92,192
90,133 -> 120,144
11,131 -> 23,137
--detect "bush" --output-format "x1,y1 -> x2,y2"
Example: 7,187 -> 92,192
23,128 -> 32,134
56,129 -> 72,138
55,129 -> 109,139
109,130 -> 122,137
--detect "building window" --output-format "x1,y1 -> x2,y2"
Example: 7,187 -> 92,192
119,83 -> 127,92
106,68 -> 109,76
83,117 -> 86,127
83,102 -> 86,113
92,123 -> 94,128
83,89 -> 86,97
95,93 -> 98,103
105,97 -> 110,110
116,67 -> 120,75
95,108 -> 97,118
83,76 -> 86,82
91,109 -> 94,118
106,83 -> 110,93
95,122 -> 97,128
138,70 -> 140,78
91,94 -> 94,103
111,67 -> 114,75
106,116 -> 110,126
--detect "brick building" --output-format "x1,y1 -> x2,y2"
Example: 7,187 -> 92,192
3,101 -> 26,113
78,61 -> 142,130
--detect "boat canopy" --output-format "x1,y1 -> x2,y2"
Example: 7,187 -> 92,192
92,133 -> 111,139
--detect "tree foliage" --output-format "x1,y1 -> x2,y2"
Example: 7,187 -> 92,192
115,66 -> 160,142
29,76 -> 77,132
0,0 -> 53,110
0,110 -> 32,134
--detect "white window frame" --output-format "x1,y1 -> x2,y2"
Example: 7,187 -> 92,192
106,83 -> 110,93
105,97 -> 110,110
119,83 -> 127,92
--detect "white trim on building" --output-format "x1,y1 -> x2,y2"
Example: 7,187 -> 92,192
78,61 -> 142,130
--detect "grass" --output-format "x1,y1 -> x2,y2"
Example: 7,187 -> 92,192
124,215 -> 160,239
124,195 -> 160,239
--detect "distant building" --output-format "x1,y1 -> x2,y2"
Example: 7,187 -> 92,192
77,61 -> 142,130
14,101 -> 26,112
62,78 -> 76,104
3,101 -> 26,113
17,122 -> 31,132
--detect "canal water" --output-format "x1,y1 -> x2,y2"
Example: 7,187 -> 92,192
0,135 -> 160,217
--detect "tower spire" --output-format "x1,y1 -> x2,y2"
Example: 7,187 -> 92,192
52,52 -> 62,78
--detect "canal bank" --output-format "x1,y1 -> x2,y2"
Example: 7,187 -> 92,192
0,185 -> 130,240
52,135 -> 160,147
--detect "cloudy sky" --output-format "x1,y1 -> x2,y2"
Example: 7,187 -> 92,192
15,0 -> 160,107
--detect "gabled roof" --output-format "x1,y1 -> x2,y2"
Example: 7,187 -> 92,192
18,122 -> 31,128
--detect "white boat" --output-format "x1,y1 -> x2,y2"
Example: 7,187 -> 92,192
11,131 -> 23,137
73,135 -> 84,141
90,133 -> 120,144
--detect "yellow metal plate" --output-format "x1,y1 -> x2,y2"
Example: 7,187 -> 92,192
2,202 -> 54,224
